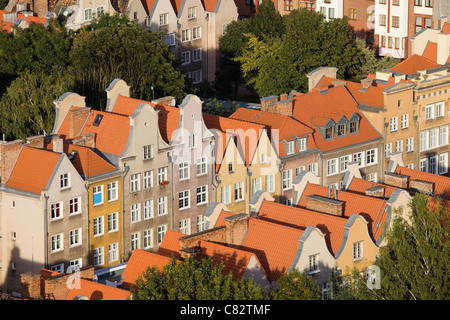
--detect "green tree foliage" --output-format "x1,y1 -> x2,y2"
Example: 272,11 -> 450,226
269,269 -> 321,300
131,257 -> 265,300
341,193 -> 450,300
70,13 -> 186,110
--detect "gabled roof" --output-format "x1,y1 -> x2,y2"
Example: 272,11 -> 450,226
0,10 -> 48,33
157,229 -> 185,259
5,146 -> 62,194
121,249 -> 174,290
140,0 -> 156,14
229,108 -> 316,157
257,200 -> 347,256
291,86 -> 381,152
389,54 -> 440,75
202,0 -> 219,12
442,22 -> 450,34
346,177 -> 400,198
422,41 -> 438,63
65,278 -> 131,300
395,166 -> 450,198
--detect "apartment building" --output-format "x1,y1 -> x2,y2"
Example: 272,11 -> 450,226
344,0 -> 376,45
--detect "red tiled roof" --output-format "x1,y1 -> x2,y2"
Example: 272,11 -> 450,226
202,0 -> 219,11
422,41 -> 438,63
65,278 -> 131,300
0,10 -> 47,33
395,166 -> 450,198
291,86 -> 381,152
229,108 -> 317,157
64,144 -> 117,179
5,146 -> 62,194
157,229 -> 185,260
389,54 -> 440,75
442,22 -> 450,34
346,177 -> 400,198
140,0 -> 156,14
121,249 -> 174,290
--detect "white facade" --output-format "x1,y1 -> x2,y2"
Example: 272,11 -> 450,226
316,0 -> 343,20
65,0 -> 117,30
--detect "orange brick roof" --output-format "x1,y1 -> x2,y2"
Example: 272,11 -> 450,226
0,10 -> 47,33
442,22 -> 450,34
229,108 -> 317,157
157,229 -> 185,260
140,0 -> 156,14
5,146 -> 62,194
64,144 -> 117,179
395,166 -> 450,198
297,183 -> 388,242
422,41 -> 438,63
346,177 -> 400,198
65,278 -> 131,300
121,249 -> 173,290
257,200 -> 347,256
389,54 -> 440,75
291,86 -> 381,152
202,0 -> 219,11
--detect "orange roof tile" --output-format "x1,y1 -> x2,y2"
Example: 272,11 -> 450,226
140,0 -> 156,14
291,86 -> 381,152
389,54 -> 440,75
64,144 -> 117,179
257,200 -> 347,256
5,146 -> 62,194
202,0 -> 219,11
0,10 -> 47,33
229,108 -> 317,157
65,278 -> 131,300
121,249 -> 174,290
422,41 -> 438,63
157,229 -> 185,260
346,177 -> 400,198
395,166 -> 450,198
442,22 -> 450,34
297,183 -> 388,242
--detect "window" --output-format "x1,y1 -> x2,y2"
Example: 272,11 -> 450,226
69,228 -> 82,248
131,233 -> 140,251
222,23 -> 229,35
366,149 -> 377,165
420,131 -> 429,150
265,174 -> 274,193
144,229 -> 153,249
430,155 -> 438,174
143,170 -> 153,189
325,127 -> 333,139
309,254 -> 319,274
430,128 -> 438,149
159,13 -> 168,26
425,0 -> 433,8
327,158 -> 338,176
379,14 -> 386,26
69,197 -> 80,215
157,167 -> 168,185
130,173 -> 140,193
108,181 -> 118,201
235,182 -> 244,201
192,70 -> 202,84
420,158 -> 429,172
286,140 -> 295,154
365,173 -> 377,183
96,6 -> 104,17
192,48 -> 202,62
197,215 -> 207,233
395,140 -> 403,153
196,186 -> 208,205
228,162 -> 234,173
143,145 -> 153,160
440,126 -> 448,146
340,155 -> 351,172
298,137 -> 307,151
439,153 -> 448,174
109,243 -> 119,262
188,135 -> 196,148
392,0 -> 399,4
337,124 -> 346,137
415,0 -> 422,5
94,247 -> 104,266
188,6 -> 196,19
425,104 -> 435,120
353,152 -> 364,167
385,142 -> 392,157
181,51 -> 191,65
51,234 -> 63,253
353,241 -> 363,261
284,0 -> 293,11
196,157 -> 207,176
51,202 -> 62,220
252,177 -> 261,193
221,185 -> 231,204
283,169 -> 292,190
60,173 -> 70,189
406,137 -> 414,152
181,29 -> 191,42
158,196 -> 168,216
380,0 -> 386,4
108,212 -> 119,232
84,8 -> 92,21
401,114 -> 409,129
93,185 -> 103,206
309,163 -> 318,175
390,116 -> 398,132
192,26 -> 202,40
179,219 -> 190,235
328,7 -> 335,19
93,216 -> 104,237
179,161 -> 190,180
392,16 -> 400,28
144,199 -> 154,220
349,8 -> 356,20
158,225 -> 167,244
165,33 -> 175,46
436,101 -> 445,118
131,203 -> 141,223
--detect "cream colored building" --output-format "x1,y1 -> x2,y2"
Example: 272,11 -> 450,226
65,0 -> 117,30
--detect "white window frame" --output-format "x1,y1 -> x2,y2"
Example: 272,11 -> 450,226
60,172 -> 71,190
439,152 -> 448,174
401,114 -> 409,129
192,48 -> 202,62
282,169 -> 292,190
197,215 -> 207,233
340,155 -> 351,172
165,32 -> 176,46
353,241 -> 363,261
143,144 -> 153,160
395,140 -> 403,153
235,181 -> 244,201
366,149 -> 377,165
187,6 -> 197,19
157,196 -> 168,216
385,142 -> 392,157
51,201 -> 63,221
286,140 -> 295,154
130,173 -> 140,193
144,229 -> 153,249
179,218 -> 191,235
157,167 -> 168,185
196,185 -> 208,206
265,174 -> 275,193
144,199 -> 154,220
93,185 -> 103,206
309,163 -> 318,175
69,228 -> 82,248
425,104 -> 435,120
179,161 -> 190,181
181,29 -> 191,42
308,254 -> 320,274
69,197 -> 81,215
406,137 -> 414,152
108,181 -> 118,201
221,185 -> 231,204
192,70 -> 202,84
131,203 -> 141,223
298,137 -> 307,151
51,233 -> 63,253
420,130 -> 429,151
159,13 -> 168,26
108,212 -> 119,233
440,125 -> 448,146
131,233 -> 140,251
181,51 -> 191,65
192,26 -> 202,40
94,247 -> 104,266
93,216 -> 104,237
196,157 -> 207,176
109,242 -> 119,262
430,128 -> 439,149
158,225 -> 167,244
390,116 -> 398,132
143,170 -> 153,189
327,158 -> 338,176
84,8 -> 92,21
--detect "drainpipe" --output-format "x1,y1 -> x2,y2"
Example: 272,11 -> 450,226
85,182 -> 90,266
168,153 -> 175,231
277,160 -> 285,203
382,121 -> 389,182
319,152 -> 324,186
205,13 -> 209,82
44,194 -> 49,268
413,115 -> 419,170
247,166 -> 252,213
121,164 -> 129,263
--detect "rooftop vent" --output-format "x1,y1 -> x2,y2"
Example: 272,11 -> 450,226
92,114 -> 103,126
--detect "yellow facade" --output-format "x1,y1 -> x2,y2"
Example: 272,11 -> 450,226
88,174 -> 123,269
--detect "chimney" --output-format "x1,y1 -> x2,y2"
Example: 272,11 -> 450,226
224,213 -> 249,246
410,179 -> 434,194
260,95 -> 278,112
68,107 -> 90,139
360,78 -> 373,89
275,98 -> 294,117
305,194 -> 344,217
20,272 -> 42,299
52,135 -> 64,153
365,185 -> 385,198
152,96 -> 176,107
33,0 -> 48,17
179,241 -> 201,260
279,93 -> 288,101
384,172 -> 409,189
306,66 -> 338,92
0,139 -> 23,184
26,135 -> 45,149
316,83 -> 330,94
332,80 -> 347,87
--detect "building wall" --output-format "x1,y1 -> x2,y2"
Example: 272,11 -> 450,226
344,0 -> 377,46
66,0 -> 117,30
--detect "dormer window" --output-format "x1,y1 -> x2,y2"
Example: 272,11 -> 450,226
349,113 -> 360,134
286,140 -> 295,154
325,126 -> 334,139
297,137 -> 307,151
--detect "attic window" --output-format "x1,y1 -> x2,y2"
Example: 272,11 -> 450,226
93,114 -> 103,126
337,123 -> 346,137
325,126 -> 334,139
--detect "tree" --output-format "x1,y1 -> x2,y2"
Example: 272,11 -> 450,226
131,257 -> 265,300
70,14 -> 186,110
348,193 -> 450,300
269,269 -> 321,300
0,67 -> 75,140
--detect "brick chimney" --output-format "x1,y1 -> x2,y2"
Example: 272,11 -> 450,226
224,213 -> 249,246
152,96 -> 176,107
72,133 -> 96,149
365,185 -> 385,198
410,180 -> 434,194
26,135 -> 45,149
260,94 -> 293,117
21,272 -> 42,299
360,78 -> 373,90
52,135 -> 64,153
305,194 -> 344,217
33,0 -> 48,18
260,95 -> 278,111
384,172 -> 408,189
68,107 -> 90,139
0,139 -> 23,184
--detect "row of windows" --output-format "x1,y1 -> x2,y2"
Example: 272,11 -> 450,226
130,167 -> 168,193
130,225 -> 167,251
178,157 -> 208,181
93,181 -> 118,206
179,216 -> 208,235
380,36 -> 405,50
389,114 -> 410,132
181,26 -> 202,42
181,48 -> 202,64
50,228 -> 83,253
420,125 -> 449,151
327,149 -> 378,176
130,196 -> 169,223
178,185 -> 209,210
84,7 -> 104,22
385,137 -> 415,157
50,197 -> 81,220
420,152 -> 448,175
